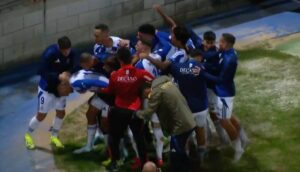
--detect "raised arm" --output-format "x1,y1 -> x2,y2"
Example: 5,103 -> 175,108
153,4 -> 177,29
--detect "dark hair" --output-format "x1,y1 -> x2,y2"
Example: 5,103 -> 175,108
116,47 -> 132,64
105,55 -> 120,71
173,26 -> 190,46
190,49 -> 204,58
95,24 -> 109,31
222,33 -> 236,45
80,52 -> 92,64
58,36 -> 71,49
139,38 -> 152,48
203,31 -> 216,41
138,24 -> 156,36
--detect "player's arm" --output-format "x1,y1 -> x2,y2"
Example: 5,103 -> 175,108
153,4 -> 177,29
99,72 -> 115,94
136,90 -> 161,119
141,53 -> 171,71
202,58 -> 235,84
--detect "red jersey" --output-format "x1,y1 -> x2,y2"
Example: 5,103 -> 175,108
102,64 -> 154,111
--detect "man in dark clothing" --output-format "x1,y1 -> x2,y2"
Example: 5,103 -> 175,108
100,47 -> 154,171
25,36 -> 79,150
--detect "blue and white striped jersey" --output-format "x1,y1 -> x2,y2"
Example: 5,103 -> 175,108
93,36 -> 121,62
70,69 -> 109,93
135,53 -> 161,78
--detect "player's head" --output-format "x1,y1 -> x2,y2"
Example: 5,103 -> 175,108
116,47 -> 133,65
103,55 -> 120,74
58,36 -> 72,57
203,31 -> 216,50
190,49 -> 204,62
135,38 -> 152,54
94,24 -> 110,44
219,33 -> 236,51
171,26 -> 190,48
142,161 -> 157,172
79,53 -> 94,70
137,24 -> 156,42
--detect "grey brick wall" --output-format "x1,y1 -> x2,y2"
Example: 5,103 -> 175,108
0,0 -> 250,69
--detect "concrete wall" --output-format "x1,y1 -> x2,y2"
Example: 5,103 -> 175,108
0,0 -> 250,70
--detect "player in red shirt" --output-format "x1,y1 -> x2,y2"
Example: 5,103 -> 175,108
100,47 -> 154,171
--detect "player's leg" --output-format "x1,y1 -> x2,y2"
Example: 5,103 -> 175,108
129,112 -> 148,169
126,128 -> 142,169
48,96 -> 67,148
194,110 -> 209,163
107,107 -> 131,171
207,89 -> 230,146
73,104 -> 99,154
217,97 -> 244,162
25,88 -> 54,149
151,114 -> 164,167
169,129 -> 193,172
230,115 -> 249,149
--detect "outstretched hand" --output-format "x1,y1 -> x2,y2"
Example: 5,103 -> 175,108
153,4 -> 162,12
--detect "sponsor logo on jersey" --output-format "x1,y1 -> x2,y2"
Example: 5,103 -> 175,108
117,76 -> 138,82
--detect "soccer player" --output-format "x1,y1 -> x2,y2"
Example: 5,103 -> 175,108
200,31 -> 230,145
69,53 -> 113,154
24,36 -> 79,149
136,75 -> 196,172
152,4 -> 198,51
137,24 -> 171,61
93,24 -> 131,62
199,33 -> 247,162
167,49 -> 209,162
141,25 -> 190,72
100,47 -> 154,171
135,39 -> 165,167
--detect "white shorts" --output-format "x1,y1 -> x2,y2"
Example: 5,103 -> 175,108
207,88 -> 218,113
193,109 -> 208,127
216,97 -> 234,119
90,95 -> 109,118
37,87 -> 66,114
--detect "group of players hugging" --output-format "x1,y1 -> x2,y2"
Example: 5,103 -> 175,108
24,5 -> 249,172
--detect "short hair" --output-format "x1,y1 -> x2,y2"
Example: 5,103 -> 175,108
190,49 -> 204,58
94,23 -> 109,31
105,55 -> 120,71
173,26 -> 190,45
116,47 -> 132,64
203,31 -> 216,41
80,52 -> 92,64
138,24 -> 156,36
58,36 -> 71,49
222,33 -> 236,45
139,38 -> 153,48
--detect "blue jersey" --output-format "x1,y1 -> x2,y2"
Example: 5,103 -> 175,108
201,45 -> 220,90
203,48 -> 238,97
152,32 -> 172,61
38,44 -> 79,96
135,53 -> 161,78
93,36 -> 136,62
170,59 -> 208,113
70,70 -> 109,93
93,36 -> 121,62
